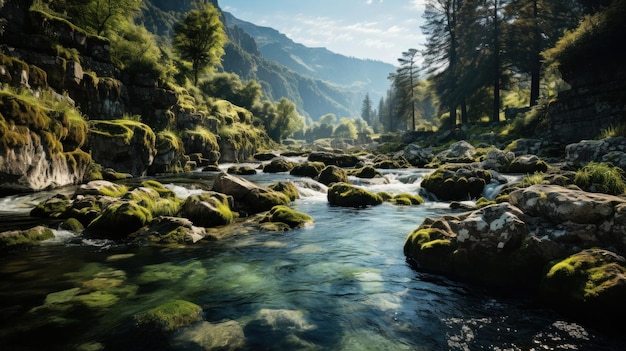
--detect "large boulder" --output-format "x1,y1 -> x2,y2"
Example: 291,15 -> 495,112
179,192 -> 235,228
540,248 -> 626,330
212,173 -> 290,214
404,203 -> 562,289
87,201 -> 153,237
327,182 -> 383,208
0,226 -> 54,250
260,205 -> 314,230
263,157 -> 295,173
420,165 -> 493,201
481,148 -> 515,172
88,120 -> 156,177
290,161 -> 325,178
317,165 -> 348,186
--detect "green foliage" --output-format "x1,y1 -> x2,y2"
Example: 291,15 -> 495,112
254,98 -> 303,143
332,118 -> 358,140
65,0 -> 141,36
109,21 -> 171,83
521,172 -> 546,187
173,1 -> 227,86
600,123 -> 626,139
199,73 -> 262,110
574,162 -> 626,195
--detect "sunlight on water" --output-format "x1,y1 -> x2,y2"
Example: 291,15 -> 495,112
0,168 -> 625,350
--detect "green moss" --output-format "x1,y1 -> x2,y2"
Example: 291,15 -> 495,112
392,193 -> 424,206
377,192 -> 393,201
87,202 -> 153,237
327,182 -> 383,208
318,165 -> 348,186
260,205 -> 314,229
0,226 -> 55,248
60,218 -> 85,233
269,182 -> 299,201
290,161 -> 325,178
180,193 -> 235,227
351,166 -> 382,179
89,120 -> 156,152
475,197 -> 496,208
30,194 -> 72,218
134,300 -> 202,332
421,239 -> 452,250
521,172 -> 546,187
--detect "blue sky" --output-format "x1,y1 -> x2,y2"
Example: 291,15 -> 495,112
219,0 -> 427,65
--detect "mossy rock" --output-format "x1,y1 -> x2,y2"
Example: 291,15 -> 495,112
130,217 -> 207,245
243,188 -> 291,214
540,249 -> 626,329
263,158 -> 295,173
0,226 -> 55,249
180,193 -> 235,227
134,300 -> 203,333
391,193 -> 424,206
260,205 -> 314,229
351,166 -> 383,179
377,191 -> 393,201
30,194 -> 72,218
102,168 -> 133,181
327,182 -> 383,208
475,197 -> 496,208
318,165 -> 348,186
227,166 -> 257,175
75,180 -> 129,198
123,186 -> 182,217
87,201 -> 153,237
60,218 -> 85,233
269,182 -> 300,201
421,166 -> 492,201
290,161 -> 325,178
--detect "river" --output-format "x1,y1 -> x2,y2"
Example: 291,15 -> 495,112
1,166 -> 625,350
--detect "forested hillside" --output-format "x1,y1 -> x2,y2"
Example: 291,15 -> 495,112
141,0 -> 393,120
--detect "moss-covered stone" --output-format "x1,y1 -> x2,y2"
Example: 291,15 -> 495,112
244,188 -> 291,213
0,226 -> 55,249
75,180 -> 129,198
540,249 -> 626,328
327,182 -> 383,208
290,161 -> 325,178
421,166 -> 492,201
60,217 -> 85,233
130,217 -> 207,244
269,182 -> 300,201
30,194 -> 72,218
180,193 -> 235,227
391,193 -> 424,206
318,165 -> 348,186
134,300 -> 203,332
377,191 -> 393,202
260,205 -> 314,229
87,201 -> 153,237
263,158 -> 295,173
350,166 -> 382,179
227,165 -> 257,175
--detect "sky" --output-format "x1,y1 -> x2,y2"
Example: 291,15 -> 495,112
219,0 -> 428,66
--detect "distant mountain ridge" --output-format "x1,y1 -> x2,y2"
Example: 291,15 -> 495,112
142,0 -> 394,120
223,12 -> 395,94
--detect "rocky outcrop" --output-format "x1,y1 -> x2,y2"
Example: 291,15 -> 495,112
0,91 -> 91,194
405,183 -> 626,328
565,137 -> 626,170
87,120 -> 156,177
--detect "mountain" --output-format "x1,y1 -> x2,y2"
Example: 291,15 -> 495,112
223,12 -> 395,103
142,0 -> 394,120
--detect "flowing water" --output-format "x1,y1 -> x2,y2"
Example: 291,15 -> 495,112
1,167 -> 625,350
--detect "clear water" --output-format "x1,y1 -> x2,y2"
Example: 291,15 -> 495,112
1,168 -> 625,350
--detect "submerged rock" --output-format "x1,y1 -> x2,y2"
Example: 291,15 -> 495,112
171,320 -> 245,351
130,216 -> 207,244
134,300 -> 203,333
260,205 -> 314,230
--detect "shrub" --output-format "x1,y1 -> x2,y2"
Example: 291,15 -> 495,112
574,162 -> 626,195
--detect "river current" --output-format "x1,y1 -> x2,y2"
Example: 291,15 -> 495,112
1,166 -> 625,350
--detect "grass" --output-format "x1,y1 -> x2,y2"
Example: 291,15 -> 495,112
574,162 -> 626,195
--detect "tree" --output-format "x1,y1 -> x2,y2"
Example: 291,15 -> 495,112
333,118 -> 358,140
64,0 -> 141,36
259,98 -> 303,142
173,1 -> 226,86
361,93 -> 374,126
422,0 -> 465,124
393,48 -> 420,131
